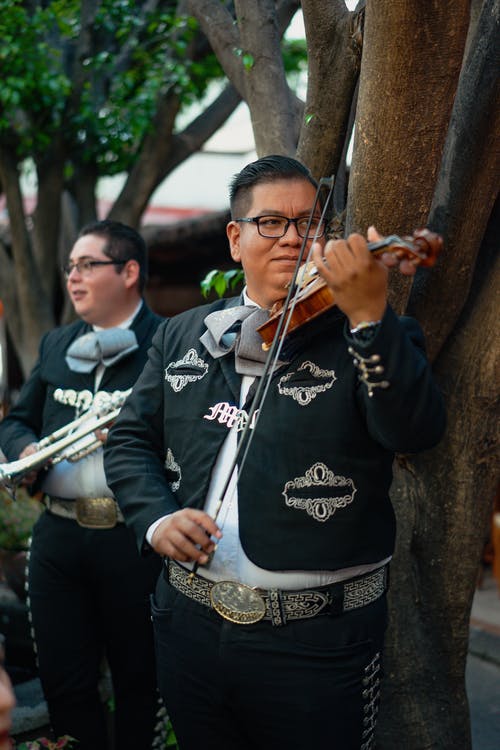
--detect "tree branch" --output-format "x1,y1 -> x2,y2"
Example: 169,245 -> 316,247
186,0 -> 246,96
234,0 -> 297,154
297,0 -> 363,178
110,83 -> 241,225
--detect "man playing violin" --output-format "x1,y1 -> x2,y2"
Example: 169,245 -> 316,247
104,155 -> 446,750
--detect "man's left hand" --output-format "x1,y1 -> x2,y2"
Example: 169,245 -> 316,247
311,226 -> 416,329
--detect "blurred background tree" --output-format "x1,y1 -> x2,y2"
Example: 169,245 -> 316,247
0,0 -> 303,374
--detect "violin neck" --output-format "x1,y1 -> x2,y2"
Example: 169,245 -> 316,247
367,235 -> 406,255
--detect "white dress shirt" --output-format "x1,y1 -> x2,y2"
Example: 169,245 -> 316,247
41,301 -> 143,499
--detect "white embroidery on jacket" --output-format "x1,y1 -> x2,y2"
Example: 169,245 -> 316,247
283,461 -> 356,522
203,402 -> 259,432
278,361 -> 336,406
53,388 -> 129,417
164,348 -> 209,392
164,448 -> 182,492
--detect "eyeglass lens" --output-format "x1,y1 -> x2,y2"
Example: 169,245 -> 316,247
63,259 -> 123,277
257,216 -> 323,238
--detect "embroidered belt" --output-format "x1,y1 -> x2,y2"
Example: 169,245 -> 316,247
45,496 -> 124,529
166,560 -> 388,627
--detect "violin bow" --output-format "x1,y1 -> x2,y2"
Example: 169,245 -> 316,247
187,176 -> 336,581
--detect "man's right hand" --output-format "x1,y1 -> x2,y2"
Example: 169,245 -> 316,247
18,442 -> 40,486
151,508 -> 222,564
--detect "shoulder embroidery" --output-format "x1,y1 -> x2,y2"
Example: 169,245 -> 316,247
53,388 -> 130,417
283,461 -> 356,522
164,348 -> 209,392
278,361 -> 336,406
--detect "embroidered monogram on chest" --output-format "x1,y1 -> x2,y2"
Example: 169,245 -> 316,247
164,348 -> 209,392
277,361 -> 337,406
203,402 -> 259,432
282,461 -> 356,522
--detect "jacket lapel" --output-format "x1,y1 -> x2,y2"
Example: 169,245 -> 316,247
211,297 -> 243,402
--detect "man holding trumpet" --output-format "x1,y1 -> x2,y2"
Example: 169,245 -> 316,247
0,220 -> 163,750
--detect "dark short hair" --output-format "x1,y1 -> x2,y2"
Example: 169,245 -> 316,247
229,155 -> 318,218
77,219 -> 148,293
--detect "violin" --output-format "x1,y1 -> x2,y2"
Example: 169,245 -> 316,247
256,228 -> 443,349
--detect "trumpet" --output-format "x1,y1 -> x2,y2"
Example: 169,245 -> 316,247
0,389 -> 131,491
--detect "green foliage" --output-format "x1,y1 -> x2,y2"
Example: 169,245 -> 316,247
0,0 -> 225,175
200,268 -> 245,299
0,1 -> 306,178
0,487 -> 42,550
281,37 -> 307,75
0,0 -> 74,153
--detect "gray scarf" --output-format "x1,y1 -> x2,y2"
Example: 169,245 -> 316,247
200,305 -> 281,376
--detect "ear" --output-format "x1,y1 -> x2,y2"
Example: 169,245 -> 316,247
122,259 -> 140,289
227,221 -> 242,263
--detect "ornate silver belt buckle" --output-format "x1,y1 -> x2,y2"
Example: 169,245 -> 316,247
210,580 -> 266,624
75,497 -> 117,529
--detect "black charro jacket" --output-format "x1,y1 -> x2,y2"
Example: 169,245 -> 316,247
0,304 -> 163,465
104,300 -> 446,571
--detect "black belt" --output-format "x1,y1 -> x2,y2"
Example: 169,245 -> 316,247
165,560 -> 388,627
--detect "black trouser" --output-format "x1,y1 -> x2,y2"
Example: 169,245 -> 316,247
28,511 -> 162,750
152,573 -> 388,750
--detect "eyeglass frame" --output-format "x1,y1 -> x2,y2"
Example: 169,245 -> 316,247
62,258 -> 127,279
234,214 -> 326,239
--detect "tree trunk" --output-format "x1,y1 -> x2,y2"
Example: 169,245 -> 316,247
362,2 -> 500,745
33,142 -> 66,300
347,0 -> 470,313
109,90 -> 180,228
0,148 -> 54,377
378,206 -> 499,748
407,0 -> 500,360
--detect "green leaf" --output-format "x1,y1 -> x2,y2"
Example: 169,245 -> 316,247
214,274 -> 227,298
242,53 -> 254,71
200,269 -> 244,299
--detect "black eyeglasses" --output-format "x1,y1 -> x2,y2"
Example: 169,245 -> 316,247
235,214 -> 326,239
63,259 -> 126,279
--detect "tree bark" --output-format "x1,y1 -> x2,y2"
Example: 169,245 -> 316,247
188,0 -> 301,156
378,205 -> 499,749
347,0 -> 470,313
371,2 -> 500,745
407,0 -> 500,360
0,148 -> 54,377
33,139 -> 67,301
234,0 -> 298,154
297,0 -> 363,180
348,1 -> 470,236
